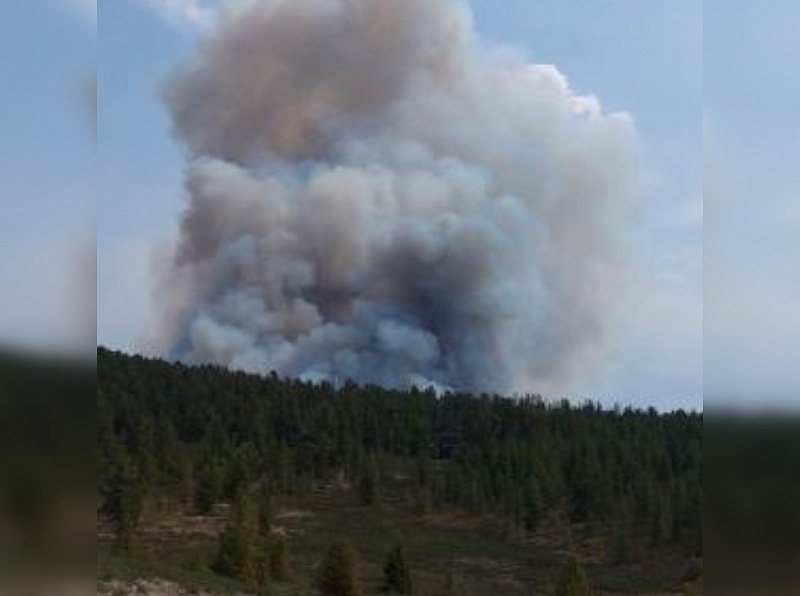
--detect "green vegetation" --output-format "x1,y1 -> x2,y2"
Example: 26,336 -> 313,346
269,534 -> 291,582
97,348 -> 703,594
554,558 -> 593,596
212,494 -> 259,584
103,453 -> 145,555
437,568 -> 463,596
317,543 -> 361,596
382,545 -> 413,594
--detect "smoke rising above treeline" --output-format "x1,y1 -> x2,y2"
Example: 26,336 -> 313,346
152,0 -> 641,394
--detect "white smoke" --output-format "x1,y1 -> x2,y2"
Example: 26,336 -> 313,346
153,0 -> 641,394
145,0 -> 215,29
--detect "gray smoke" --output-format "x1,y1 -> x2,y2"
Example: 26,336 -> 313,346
154,0 -> 640,394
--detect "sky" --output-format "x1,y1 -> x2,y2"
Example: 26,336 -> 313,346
704,0 -> 800,408
0,0 -> 95,354
92,0 -> 704,410
0,0 -> 708,408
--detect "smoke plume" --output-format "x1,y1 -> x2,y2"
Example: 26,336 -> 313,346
154,0 -> 640,394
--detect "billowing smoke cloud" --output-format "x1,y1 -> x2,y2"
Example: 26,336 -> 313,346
153,0 -> 640,394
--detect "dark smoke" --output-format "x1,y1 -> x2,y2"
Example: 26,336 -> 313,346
152,0 -> 640,394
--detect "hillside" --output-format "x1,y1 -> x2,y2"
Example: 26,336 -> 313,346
97,348 -> 702,595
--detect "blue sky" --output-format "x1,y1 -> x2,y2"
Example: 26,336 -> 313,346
705,0 -> 800,408
0,0 -> 94,352
92,0 -> 704,410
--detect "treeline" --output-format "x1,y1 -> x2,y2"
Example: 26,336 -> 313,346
98,348 -> 702,579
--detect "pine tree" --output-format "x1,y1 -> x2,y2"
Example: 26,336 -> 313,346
359,455 -> 380,506
523,476 -> 544,532
257,482 -> 274,539
104,453 -> 144,555
212,495 -> 258,584
650,493 -> 673,546
317,542 -> 360,596
177,451 -> 195,510
195,457 -> 225,514
269,534 -> 291,582
553,558 -> 593,596
610,525 -> 633,565
383,544 -> 413,594
436,567 -> 463,596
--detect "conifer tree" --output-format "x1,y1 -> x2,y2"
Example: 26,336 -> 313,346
317,542 -> 360,596
269,534 -> 291,582
383,544 -> 413,594
523,476 -> 544,532
104,453 -> 144,555
436,567 -> 463,596
177,452 -> 195,510
195,457 -> 225,514
212,495 -> 258,584
359,455 -> 380,506
257,482 -> 274,539
650,493 -> 673,546
553,558 -> 593,596
610,525 -> 633,565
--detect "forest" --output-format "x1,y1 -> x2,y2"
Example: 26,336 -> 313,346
97,347 -> 703,595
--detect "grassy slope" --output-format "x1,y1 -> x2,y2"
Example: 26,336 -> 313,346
99,481 -> 695,595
